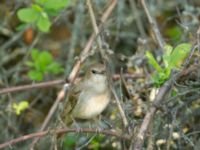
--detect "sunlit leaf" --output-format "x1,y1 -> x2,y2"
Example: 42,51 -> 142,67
17,8 -> 38,23
28,70 -> 43,81
169,43 -> 191,68
46,62 -> 64,74
31,48 -> 40,61
36,15 -> 51,32
12,101 -> 29,115
43,0 -> 68,10
146,51 -> 163,72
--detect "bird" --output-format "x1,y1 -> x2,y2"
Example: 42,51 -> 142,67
61,63 -> 111,126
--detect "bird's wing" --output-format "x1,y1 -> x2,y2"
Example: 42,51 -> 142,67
61,82 -> 82,125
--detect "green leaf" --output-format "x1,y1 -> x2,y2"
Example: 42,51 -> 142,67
28,70 -> 43,81
146,51 -> 163,72
17,8 -> 38,23
36,15 -> 51,32
32,4 -> 43,12
46,62 -> 64,74
165,26 -> 182,42
35,0 -> 49,5
43,0 -> 68,10
169,43 -> 191,68
163,44 -> 173,67
12,101 -> 29,115
63,134 -> 76,148
35,51 -> 53,71
164,44 -> 173,56
15,24 -> 27,31
31,48 -> 40,61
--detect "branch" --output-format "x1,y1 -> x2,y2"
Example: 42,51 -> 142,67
0,127 -> 130,149
133,77 -> 174,150
0,73 -> 143,95
0,80 -> 65,95
140,0 -> 165,49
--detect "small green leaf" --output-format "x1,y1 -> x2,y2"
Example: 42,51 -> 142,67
165,26 -> 182,42
163,44 -> 173,67
169,43 -> 191,68
28,70 -> 43,81
17,8 -> 38,23
63,134 -> 76,148
32,4 -> 43,12
39,51 -> 53,65
36,15 -> 51,32
12,101 -> 29,115
34,51 -> 53,71
15,24 -> 27,31
31,48 -> 40,61
46,62 -> 64,74
146,51 -> 163,72
164,44 -> 173,56
43,0 -> 68,10
151,67 -> 171,87
35,0 -> 49,5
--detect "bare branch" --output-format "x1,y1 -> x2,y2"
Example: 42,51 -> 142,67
0,127 -> 131,149
133,76 -> 174,150
140,0 -> 165,49
0,80 -> 65,95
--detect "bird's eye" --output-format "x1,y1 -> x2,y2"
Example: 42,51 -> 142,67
91,69 -> 97,74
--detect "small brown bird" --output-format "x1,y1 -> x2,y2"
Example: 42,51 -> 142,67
61,64 -> 111,126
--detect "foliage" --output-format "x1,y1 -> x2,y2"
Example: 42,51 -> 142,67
146,43 -> 191,86
12,101 -> 29,115
26,48 -> 64,81
89,135 -> 105,150
17,0 -> 69,32
63,134 -> 77,149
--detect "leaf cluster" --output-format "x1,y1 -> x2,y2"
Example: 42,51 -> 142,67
26,49 -> 64,81
146,43 -> 191,86
17,0 -> 69,32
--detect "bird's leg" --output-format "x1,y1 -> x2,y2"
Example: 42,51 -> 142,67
91,115 -> 113,130
101,115 -> 113,129
71,116 -> 82,133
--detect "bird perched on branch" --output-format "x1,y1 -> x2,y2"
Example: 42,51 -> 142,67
61,63 -> 111,126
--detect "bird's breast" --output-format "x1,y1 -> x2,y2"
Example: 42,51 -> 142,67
72,92 -> 110,119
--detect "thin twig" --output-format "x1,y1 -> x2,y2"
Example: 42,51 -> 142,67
197,26 -> 200,52
140,0 -> 165,49
0,80 -> 65,95
129,0 -> 146,37
29,1 -> 117,149
0,127 -> 130,149
0,73 -> 143,95
86,0 -> 103,55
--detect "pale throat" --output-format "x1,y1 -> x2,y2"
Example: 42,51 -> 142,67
86,75 -> 107,93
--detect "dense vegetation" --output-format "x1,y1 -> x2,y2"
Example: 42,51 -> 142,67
0,0 -> 200,149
